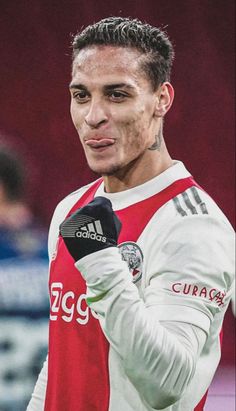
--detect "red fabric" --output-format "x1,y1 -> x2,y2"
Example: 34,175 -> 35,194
194,391 -> 208,411
45,179 -> 109,411
46,176 -> 206,410
116,177 -> 201,243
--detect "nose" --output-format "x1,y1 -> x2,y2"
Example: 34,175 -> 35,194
85,100 -> 108,129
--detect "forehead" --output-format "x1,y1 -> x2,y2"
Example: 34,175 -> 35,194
71,45 -> 147,86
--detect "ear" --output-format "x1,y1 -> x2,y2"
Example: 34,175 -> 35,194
154,82 -> 174,117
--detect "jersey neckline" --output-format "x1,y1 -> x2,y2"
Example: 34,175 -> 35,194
95,161 -> 191,210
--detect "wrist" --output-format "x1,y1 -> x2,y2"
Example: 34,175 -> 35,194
75,247 -> 132,291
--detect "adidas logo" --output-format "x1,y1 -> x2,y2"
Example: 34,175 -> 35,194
75,219 -> 106,243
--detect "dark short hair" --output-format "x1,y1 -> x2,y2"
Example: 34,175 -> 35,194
72,17 -> 174,90
0,148 -> 24,201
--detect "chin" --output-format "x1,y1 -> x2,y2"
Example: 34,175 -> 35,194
88,161 -> 121,176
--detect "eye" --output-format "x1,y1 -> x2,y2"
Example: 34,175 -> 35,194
108,91 -> 128,102
72,90 -> 90,103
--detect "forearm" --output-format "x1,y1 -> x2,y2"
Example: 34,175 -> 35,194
27,356 -> 48,411
76,248 -> 205,409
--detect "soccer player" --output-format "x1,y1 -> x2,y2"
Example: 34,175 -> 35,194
27,17 -> 235,411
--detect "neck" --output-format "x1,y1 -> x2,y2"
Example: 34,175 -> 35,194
103,141 -> 173,193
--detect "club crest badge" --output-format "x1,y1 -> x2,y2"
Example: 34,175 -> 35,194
118,241 -> 143,283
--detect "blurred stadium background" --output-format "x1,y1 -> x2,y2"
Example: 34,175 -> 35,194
0,1 -> 235,410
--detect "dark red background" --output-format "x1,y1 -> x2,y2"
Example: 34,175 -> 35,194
0,0 -> 235,362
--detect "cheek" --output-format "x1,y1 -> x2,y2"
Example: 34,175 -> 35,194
120,110 -> 150,147
70,102 -> 77,127
70,101 -> 85,129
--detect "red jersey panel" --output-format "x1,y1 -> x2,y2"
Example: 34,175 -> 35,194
45,177 -> 205,411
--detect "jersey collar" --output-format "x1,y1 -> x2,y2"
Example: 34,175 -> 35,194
95,161 -> 191,210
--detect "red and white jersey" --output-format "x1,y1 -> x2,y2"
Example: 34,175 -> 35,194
27,161 -> 235,411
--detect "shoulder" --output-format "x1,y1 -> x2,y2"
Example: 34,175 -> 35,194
140,185 -> 235,284
48,180 -> 100,259
144,185 -> 234,234
171,185 -> 232,224
52,181 -> 96,224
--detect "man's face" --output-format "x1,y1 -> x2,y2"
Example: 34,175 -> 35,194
70,45 -> 161,176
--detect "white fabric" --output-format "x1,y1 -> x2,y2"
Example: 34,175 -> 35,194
76,248 -> 207,410
27,161 -> 235,410
27,357 -> 47,410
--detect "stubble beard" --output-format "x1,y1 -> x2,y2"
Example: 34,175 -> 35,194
87,160 -> 122,177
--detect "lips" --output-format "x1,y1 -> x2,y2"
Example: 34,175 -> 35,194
85,138 -> 115,148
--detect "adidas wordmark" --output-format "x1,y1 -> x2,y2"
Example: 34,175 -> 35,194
75,230 -> 106,242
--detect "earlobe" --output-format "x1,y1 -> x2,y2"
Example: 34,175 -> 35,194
154,82 -> 174,117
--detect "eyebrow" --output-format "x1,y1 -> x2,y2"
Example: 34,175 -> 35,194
103,83 -> 135,91
69,82 -> 135,91
69,83 -> 87,90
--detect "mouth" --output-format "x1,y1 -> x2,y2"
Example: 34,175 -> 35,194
85,138 -> 115,149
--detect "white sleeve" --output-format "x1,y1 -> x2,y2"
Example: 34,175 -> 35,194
26,356 -> 48,411
75,214 -> 234,410
27,186 -> 93,409
26,199 -> 70,409
143,215 -> 235,330
75,249 -> 206,409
